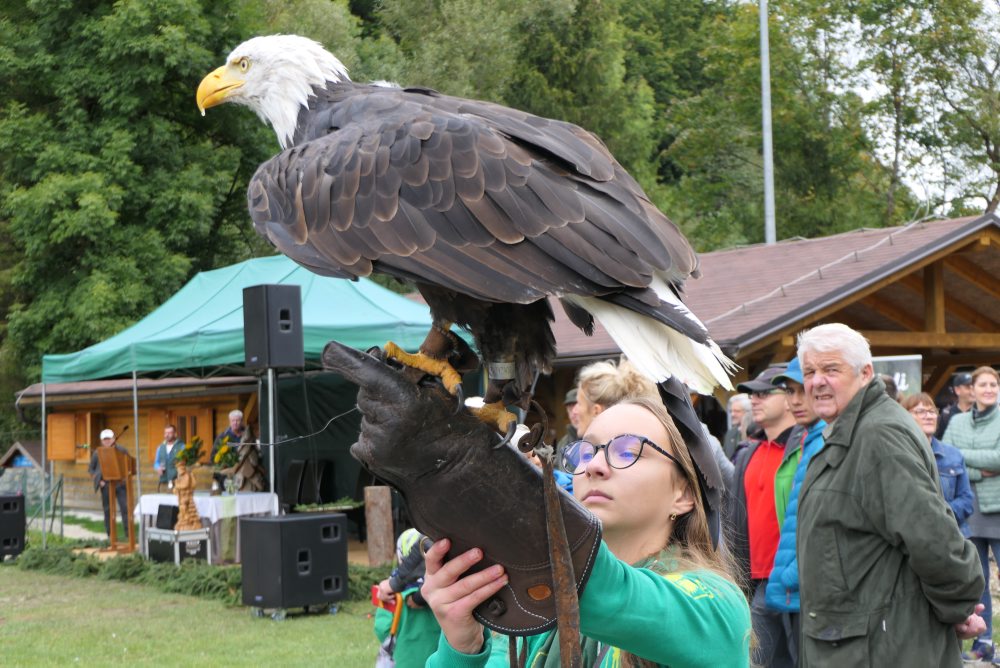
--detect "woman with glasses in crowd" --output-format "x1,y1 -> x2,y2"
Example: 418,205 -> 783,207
943,366 -> 1000,663
902,393 -> 973,536
421,395 -> 751,667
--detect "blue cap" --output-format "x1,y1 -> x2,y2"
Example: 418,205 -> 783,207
772,358 -> 803,386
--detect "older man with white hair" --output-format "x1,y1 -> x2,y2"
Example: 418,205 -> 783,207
795,323 -> 985,666
212,409 -> 247,490
723,393 -> 752,460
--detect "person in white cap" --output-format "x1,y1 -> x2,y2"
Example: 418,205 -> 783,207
87,428 -> 131,537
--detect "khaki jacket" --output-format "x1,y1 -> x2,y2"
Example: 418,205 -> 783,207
797,378 -> 983,667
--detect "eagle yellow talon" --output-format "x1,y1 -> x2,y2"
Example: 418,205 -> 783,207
383,341 -> 463,395
471,401 -> 518,436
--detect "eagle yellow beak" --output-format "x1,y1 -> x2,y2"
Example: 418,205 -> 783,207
196,65 -> 245,116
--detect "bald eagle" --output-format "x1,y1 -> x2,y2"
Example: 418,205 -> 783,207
197,35 -> 732,421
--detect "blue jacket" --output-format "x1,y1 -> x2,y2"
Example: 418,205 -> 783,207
931,437 -> 974,537
765,419 -> 826,612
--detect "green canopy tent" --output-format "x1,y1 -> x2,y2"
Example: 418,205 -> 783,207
36,256 -> 464,529
42,255 -> 437,383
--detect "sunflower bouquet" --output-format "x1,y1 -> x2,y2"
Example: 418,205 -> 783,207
175,436 -> 204,467
213,436 -> 239,470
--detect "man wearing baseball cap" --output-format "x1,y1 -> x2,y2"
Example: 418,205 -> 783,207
555,388 -> 581,462
936,372 -> 975,439
86,429 -> 132,538
763,358 -> 827,665
727,364 -> 798,667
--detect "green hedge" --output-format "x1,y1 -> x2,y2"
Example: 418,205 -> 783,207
12,545 -> 392,607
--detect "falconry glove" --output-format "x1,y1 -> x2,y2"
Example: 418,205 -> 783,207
322,340 -> 602,636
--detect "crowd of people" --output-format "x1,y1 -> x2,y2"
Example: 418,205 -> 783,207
372,322 -> 997,667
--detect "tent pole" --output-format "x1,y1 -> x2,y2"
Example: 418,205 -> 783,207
41,383 -> 47,549
132,371 -> 142,501
268,367 -> 276,502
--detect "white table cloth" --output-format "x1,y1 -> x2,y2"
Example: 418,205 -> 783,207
135,492 -> 278,523
135,492 -> 278,563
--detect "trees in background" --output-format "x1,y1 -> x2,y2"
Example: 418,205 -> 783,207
1,0 -> 999,426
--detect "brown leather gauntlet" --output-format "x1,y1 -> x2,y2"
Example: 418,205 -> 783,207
322,340 -> 602,635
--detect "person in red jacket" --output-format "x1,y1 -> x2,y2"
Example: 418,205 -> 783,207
727,364 -> 798,668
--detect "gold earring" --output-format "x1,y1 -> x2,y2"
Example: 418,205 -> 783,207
669,513 -> 678,521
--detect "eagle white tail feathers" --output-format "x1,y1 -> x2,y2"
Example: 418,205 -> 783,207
565,292 -> 735,395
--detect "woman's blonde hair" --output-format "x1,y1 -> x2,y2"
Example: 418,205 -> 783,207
577,358 -> 658,408
972,366 -> 1000,385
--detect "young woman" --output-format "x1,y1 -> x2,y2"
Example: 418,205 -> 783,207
421,396 -> 751,667
943,366 -> 1000,663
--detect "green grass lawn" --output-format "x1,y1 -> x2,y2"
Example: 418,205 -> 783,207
61,512 -> 135,538
0,566 -> 381,666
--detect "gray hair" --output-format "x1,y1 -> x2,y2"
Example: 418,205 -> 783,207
727,393 -> 751,412
228,409 -> 244,421
797,323 -> 872,373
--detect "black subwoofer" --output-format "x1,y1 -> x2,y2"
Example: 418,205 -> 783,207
0,495 -> 26,558
242,284 -> 304,369
240,513 -> 348,609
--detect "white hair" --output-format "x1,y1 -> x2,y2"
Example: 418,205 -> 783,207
796,323 -> 872,373
727,393 -> 751,412
222,35 -> 351,149
229,410 -> 244,420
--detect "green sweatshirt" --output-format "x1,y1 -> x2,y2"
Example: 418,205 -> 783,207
774,435 -> 802,527
944,406 -> 1000,512
426,542 -> 750,667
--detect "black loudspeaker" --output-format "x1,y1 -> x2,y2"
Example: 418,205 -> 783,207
155,505 -> 179,530
0,495 -> 26,558
240,513 -> 348,610
243,284 -> 304,369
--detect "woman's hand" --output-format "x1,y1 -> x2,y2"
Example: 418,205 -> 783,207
421,539 -> 508,655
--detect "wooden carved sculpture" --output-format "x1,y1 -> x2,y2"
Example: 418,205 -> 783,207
173,460 -> 202,531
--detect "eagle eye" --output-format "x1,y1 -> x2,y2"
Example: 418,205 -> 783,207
238,57 -> 250,72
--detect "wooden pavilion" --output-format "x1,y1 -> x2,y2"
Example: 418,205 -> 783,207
535,214 -> 1000,434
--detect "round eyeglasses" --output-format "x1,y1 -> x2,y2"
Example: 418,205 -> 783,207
561,434 -> 683,475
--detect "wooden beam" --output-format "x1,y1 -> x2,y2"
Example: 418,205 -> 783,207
967,229 -> 997,251
897,273 -> 1000,332
946,255 -> 1000,300
859,294 -> 923,331
924,365 -> 955,397
923,262 -> 946,333
922,351 -> 1000,367
364,486 -> 394,566
735,231 -> 994,359
861,331 -> 1000,349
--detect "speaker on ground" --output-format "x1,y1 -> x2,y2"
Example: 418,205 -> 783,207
240,513 -> 348,610
0,495 -> 26,558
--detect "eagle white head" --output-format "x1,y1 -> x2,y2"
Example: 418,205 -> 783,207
197,35 -> 350,149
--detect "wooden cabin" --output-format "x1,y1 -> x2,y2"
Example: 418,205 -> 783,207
17,377 -> 258,512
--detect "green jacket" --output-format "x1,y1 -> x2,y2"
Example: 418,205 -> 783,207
427,542 -> 750,667
942,406 -> 1000,512
797,378 -> 983,667
774,425 -> 805,527
373,588 -> 440,668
